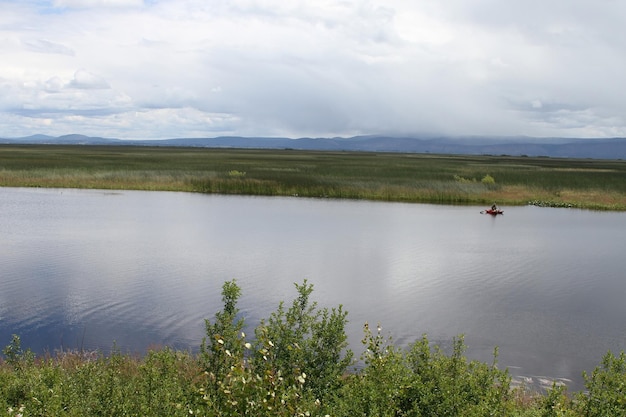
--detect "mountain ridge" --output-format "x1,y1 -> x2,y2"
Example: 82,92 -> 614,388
2,134 -> 626,160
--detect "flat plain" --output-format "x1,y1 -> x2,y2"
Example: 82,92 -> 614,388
1,144 -> 625,210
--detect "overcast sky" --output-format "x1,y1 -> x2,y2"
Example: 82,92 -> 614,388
1,0 -> 626,140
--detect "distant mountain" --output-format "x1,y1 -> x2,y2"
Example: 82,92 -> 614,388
0,134 -> 121,145
1,134 -> 626,160
4,134 -> 57,142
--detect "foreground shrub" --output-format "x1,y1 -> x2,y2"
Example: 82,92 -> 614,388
2,280 -> 626,416
576,351 -> 626,416
0,347 -> 200,417
198,279 -> 352,415
332,325 -> 513,416
251,280 -> 353,401
404,335 -> 512,416
331,323 -> 409,416
540,384 -> 575,417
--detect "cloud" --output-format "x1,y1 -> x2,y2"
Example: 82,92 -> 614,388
0,107 -> 239,139
44,76 -> 65,93
52,0 -> 144,9
68,69 -> 110,90
22,38 -> 75,55
1,0 -> 626,139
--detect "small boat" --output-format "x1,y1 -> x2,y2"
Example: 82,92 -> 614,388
482,208 -> 504,215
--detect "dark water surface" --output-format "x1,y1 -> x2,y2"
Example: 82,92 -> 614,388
1,187 -> 625,390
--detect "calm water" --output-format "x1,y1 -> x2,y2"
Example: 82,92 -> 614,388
1,187 -> 625,390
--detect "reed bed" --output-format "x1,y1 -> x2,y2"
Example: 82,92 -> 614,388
1,145 -> 625,210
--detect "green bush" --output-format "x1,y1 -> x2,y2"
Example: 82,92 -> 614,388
2,335 -> 33,372
227,170 -> 246,178
333,327 -> 513,416
403,335 -> 512,416
200,280 -> 245,395
252,280 -> 353,400
331,322 -> 409,416
481,174 -> 496,185
576,351 -> 626,416
198,279 -> 351,415
3,280 -> 626,416
540,384 -> 575,417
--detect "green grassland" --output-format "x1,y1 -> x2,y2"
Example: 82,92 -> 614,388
1,144 -> 626,210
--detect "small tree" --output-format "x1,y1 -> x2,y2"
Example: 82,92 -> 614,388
2,335 -> 33,372
199,280 -> 245,400
252,280 -> 353,401
198,279 -> 351,414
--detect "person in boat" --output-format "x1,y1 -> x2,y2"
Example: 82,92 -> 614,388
491,203 -> 498,212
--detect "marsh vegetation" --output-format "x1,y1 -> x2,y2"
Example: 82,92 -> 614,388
1,144 -> 625,210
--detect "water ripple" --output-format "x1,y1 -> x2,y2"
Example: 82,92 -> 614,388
1,189 -> 626,391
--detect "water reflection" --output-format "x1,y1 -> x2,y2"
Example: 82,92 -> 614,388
1,187 -> 625,391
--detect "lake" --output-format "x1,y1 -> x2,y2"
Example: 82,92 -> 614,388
1,187 -> 625,391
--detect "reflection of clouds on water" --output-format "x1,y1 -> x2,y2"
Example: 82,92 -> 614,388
1,188 -> 626,391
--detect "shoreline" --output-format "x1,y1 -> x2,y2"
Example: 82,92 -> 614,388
1,144 -> 625,211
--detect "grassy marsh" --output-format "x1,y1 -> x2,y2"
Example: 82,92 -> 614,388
1,144 -> 625,210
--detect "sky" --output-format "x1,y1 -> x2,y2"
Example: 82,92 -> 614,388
1,0 -> 626,140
